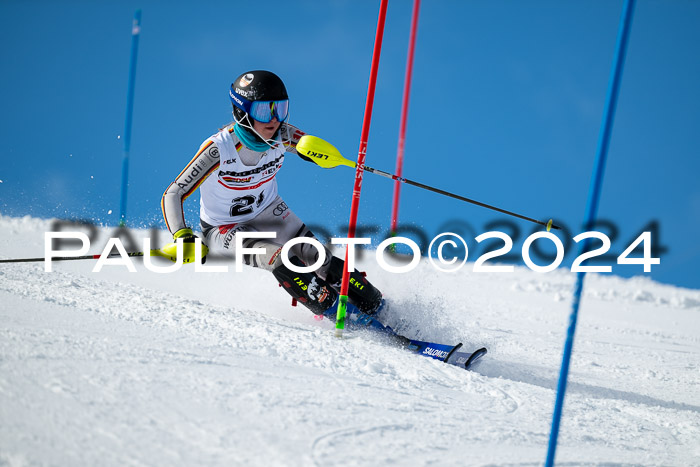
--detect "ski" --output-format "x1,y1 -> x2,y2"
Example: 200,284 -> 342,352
445,346 -> 488,370
329,307 -> 488,371
406,339 -> 455,361
406,339 -> 487,371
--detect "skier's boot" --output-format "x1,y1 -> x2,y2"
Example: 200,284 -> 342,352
272,256 -> 401,340
325,256 -> 383,315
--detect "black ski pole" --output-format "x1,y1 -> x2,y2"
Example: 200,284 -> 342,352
362,164 -> 560,230
296,135 -> 560,231
0,251 -> 153,264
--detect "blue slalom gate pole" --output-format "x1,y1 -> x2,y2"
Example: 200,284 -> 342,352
119,9 -> 142,227
545,1 -> 636,465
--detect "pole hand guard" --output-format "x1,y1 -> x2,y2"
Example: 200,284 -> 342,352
295,135 -> 356,169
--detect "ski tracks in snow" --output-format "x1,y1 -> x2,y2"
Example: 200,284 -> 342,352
2,218 -> 700,465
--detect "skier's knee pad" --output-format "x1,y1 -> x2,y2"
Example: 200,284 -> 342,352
272,256 -> 338,315
326,256 -> 383,314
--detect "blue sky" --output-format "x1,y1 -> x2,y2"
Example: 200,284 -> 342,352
1,0 -> 698,289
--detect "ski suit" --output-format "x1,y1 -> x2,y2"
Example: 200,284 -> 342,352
161,123 -> 382,316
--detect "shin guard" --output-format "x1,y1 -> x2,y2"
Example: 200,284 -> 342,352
326,256 -> 383,314
272,257 -> 338,315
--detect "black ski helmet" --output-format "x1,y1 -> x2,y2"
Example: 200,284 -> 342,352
230,70 -> 288,126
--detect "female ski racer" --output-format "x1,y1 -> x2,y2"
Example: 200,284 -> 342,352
161,70 -> 386,327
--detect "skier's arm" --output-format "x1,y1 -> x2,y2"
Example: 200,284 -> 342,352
280,123 -> 313,162
161,140 -> 220,234
282,124 -> 347,167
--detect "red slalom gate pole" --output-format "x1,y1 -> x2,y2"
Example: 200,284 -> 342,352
335,0 -> 389,337
390,0 -> 421,236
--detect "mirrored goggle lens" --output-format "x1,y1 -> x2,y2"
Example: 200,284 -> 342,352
249,100 -> 289,123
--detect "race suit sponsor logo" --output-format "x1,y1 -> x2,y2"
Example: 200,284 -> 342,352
177,160 -> 213,190
221,176 -> 253,184
261,166 -> 278,177
273,201 -> 288,216
223,229 -> 235,250
218,155 -> 284,177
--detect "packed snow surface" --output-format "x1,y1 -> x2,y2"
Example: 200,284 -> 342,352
1,215 -> 699,466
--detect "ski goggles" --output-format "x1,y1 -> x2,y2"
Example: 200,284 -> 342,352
249,99 -> 289,123
229,87 -> 289,123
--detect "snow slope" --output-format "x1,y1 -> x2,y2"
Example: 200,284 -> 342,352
1,215 -> 699,466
